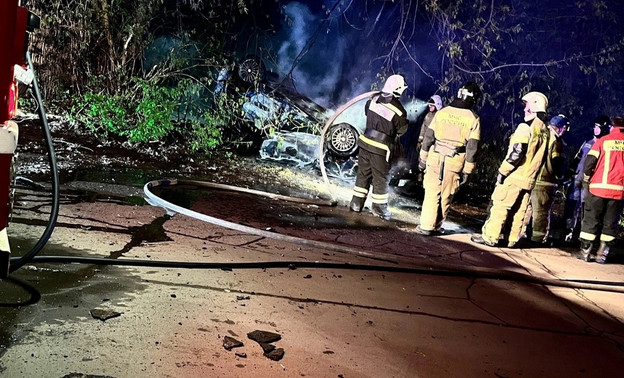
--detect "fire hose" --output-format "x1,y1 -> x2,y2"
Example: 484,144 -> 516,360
21,177 -> 624,293
6,85 -> 624,293
7,51 -> 60,274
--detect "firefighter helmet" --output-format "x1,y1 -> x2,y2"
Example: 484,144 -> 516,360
550,114 -> 569,129
594,115 -> 611,137
521,92 -> 548,113
428,95 -> 443,110
382,74 -> 408,97
457,81 -> 481,102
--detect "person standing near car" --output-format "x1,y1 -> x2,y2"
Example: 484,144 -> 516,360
563,115 -> 612,241
349,74 -> 409,220
471,91 -> 550,247
576,116 -> 624,263
524,114 -> 569,245
416,95 -> 443,153
416,82 -> 481,235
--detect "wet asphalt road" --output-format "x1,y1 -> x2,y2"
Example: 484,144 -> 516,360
1,170 -> 624,377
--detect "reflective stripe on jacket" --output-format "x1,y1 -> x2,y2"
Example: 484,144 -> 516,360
419,104 -> 480,174
585,127 -> 624,200
358,94 -> 408,160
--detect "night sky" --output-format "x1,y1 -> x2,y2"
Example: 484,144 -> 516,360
164,0 -> 624,146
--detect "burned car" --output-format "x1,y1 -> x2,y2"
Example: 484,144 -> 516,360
213,55 -> 364,179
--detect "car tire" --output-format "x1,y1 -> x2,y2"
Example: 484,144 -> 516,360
326,123 -> 359,158
237,55 -> 265,84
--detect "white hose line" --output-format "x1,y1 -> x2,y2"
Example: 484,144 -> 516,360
317,91 -> 380,202
143,180 -> 624,293
181,179 -> 336,206
144,179 -> 398,263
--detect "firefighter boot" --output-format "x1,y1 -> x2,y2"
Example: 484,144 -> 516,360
371,203 -> 391,221
595,241 -> 611,264
573,239 -> 593,262
349,197 -> 364,213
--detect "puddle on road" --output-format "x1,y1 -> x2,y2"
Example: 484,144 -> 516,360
0,237 -> 150,355
0,165 -> 483,355
151,183 -> 481,234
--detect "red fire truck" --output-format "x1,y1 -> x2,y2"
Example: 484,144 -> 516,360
1,1 -> 40,277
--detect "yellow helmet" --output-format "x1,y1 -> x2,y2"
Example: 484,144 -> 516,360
521,91 -> 548,113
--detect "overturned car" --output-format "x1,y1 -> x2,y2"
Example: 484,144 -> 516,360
212,55 -> 370,180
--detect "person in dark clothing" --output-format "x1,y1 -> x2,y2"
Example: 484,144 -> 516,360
349,74 -> 409,220
563,115 -> 612,241
576,116 -> 624,263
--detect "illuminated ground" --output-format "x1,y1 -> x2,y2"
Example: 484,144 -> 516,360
1,173 -> 623,377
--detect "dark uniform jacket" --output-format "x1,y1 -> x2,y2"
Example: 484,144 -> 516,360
358,94 -> 408,161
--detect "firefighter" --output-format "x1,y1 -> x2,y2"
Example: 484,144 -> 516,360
416,95 -> 443,154
349,74 -> 409,220
563,115 -> 612,241
524,114 -> 569,245
576,116 -> 624,263
416,82 -> 481,235
471,91 -> 550,247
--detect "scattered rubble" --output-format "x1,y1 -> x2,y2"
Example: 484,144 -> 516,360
222,336 -> 244,351
246,330 -> 285,361
264,348 -> 285,361
89,309 -> 121,321
259,343 -> 275,353
247,330 -> 281,344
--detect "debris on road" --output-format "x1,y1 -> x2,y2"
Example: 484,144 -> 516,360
247,330 -> 281,343
223,336 -> 244,351
89,309 -> 121,321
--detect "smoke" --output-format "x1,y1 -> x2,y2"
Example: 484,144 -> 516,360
272,1 -> 435,117
276,2 -> 346,108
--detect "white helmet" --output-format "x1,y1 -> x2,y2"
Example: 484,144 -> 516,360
382,74 -> 408,97
521,91 -> 548,113
428,95 -> 443,110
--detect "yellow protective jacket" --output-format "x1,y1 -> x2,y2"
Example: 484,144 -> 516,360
535,126 -> 564,186
419,101 -> 480,174
499,117 -> 549,190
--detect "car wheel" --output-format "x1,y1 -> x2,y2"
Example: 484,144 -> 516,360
326,123 -> 359,158
238,55 -> 265,84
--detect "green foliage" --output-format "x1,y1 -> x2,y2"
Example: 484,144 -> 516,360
130,79 -> 180,142
72,78 -> 178,142
76,91 -> 127,136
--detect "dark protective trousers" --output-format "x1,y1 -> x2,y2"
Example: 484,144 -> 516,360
354,149 -> 390,202
580,191 -> 623,243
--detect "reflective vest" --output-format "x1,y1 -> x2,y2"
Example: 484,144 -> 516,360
587,127 -> 624,200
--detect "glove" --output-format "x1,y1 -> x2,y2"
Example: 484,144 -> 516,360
418,159 -> 427,172
459,172 -> 470,186
496,172 -> 506,185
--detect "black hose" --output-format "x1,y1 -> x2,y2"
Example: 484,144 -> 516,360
25,255 -> 624,294
5,69 -> 624,295
8,51 -> 60,272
